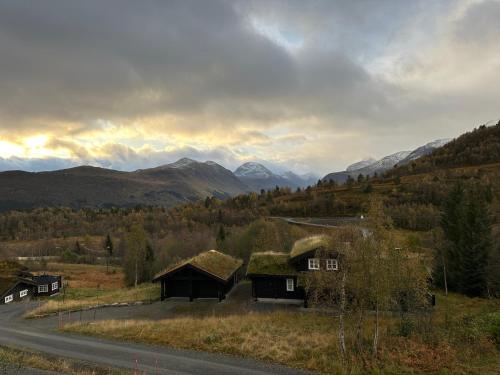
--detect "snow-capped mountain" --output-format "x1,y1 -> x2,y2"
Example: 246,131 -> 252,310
234,162 -> 317,191
322,139 -> 450,183
234,162 -> 275,179
399,139 -> 451,165
346,158 -> 377,172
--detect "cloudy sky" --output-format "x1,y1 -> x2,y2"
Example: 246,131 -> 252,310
0,0 -> 499,176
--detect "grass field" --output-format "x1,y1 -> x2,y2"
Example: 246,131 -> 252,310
0,345 -> 128,374
25,263 -> 159,317
62,292 -> 500,374
35,262 -> 125,289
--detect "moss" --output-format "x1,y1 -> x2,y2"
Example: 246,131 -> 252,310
246,252 -> 297,276
154,250 -> 243,281
290,235 -> 331,259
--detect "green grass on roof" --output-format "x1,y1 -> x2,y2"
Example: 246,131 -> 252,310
246,252 -> 298,276
155,250 -> 243,281
0,260 -> 28,277
290,235 -> 331,259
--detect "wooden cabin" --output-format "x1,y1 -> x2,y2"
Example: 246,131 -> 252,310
32,274 -> 62,297
247,235 -> 339,306
0,260 -> 36,305
0,277 -> 36,305
153,250 -> 243,302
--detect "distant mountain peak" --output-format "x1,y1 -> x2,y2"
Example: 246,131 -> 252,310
168,157 -> 198,169
234,162 -> 274,178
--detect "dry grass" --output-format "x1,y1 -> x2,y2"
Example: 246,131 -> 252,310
36,262 -> 125,289
62,293 -> 500,375
26,283 -> 160,318
0,345 -> 128,374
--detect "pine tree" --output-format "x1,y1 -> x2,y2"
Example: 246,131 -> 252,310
439,182 -> 492,297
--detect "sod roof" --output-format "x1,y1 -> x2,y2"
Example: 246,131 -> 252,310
153,250 -> 243,282
290,235 -> 331,259
246,252 -> 298,276
0,260 -> 29,278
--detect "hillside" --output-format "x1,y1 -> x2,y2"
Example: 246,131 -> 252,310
323,139 -> 450,183
0,159 -> 247,211
387,122 -> 500,176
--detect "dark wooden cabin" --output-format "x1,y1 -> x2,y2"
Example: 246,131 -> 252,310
247,252 -> 304,301
0,277 -> 36,305
0,260 -> 36,305
247,235 -> 339,306
32,275 -> 62,297
153,250 -> 243,302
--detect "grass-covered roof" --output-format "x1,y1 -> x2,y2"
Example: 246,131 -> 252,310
246,252 -> 298,276
0,260 -> 29,277
154,250 -> 243,282
290,235 -> 331,259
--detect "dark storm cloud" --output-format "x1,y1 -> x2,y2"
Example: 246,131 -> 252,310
0,0 -> 298,127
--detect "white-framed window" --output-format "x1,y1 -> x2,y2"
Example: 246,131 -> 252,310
4,294 -> 13,304
286,278 -> 294,292
326,259 -> 339,271
51,282 -> 58,291
20,289 -> 28,298
308,258 -> 320,270
38,285 -> 48,293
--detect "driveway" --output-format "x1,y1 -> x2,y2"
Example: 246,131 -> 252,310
0,300 -> 309,375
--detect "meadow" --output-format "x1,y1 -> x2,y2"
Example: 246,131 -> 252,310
63,292 -> 500,375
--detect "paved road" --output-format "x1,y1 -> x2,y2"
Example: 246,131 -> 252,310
0,302 -> 308,375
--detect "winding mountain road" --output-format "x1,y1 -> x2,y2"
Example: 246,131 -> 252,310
0,302 -> 307,375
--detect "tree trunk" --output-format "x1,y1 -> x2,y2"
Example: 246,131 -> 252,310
373,300 -> 379,357
339,270 -> 347,359
442,251 -> 448,296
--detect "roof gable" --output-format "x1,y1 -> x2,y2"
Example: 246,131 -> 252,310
154,250 -> 243,282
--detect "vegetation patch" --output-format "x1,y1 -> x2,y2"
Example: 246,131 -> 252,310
62,293 -> 500,375
0,345 -> 127,374
26,283 -> 159,318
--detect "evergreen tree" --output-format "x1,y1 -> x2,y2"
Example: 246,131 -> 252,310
438,182 -> 492,297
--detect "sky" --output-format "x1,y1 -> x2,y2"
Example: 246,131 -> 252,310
0,0 -> 499,176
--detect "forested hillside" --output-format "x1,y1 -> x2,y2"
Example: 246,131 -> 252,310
388,121 -> 500,176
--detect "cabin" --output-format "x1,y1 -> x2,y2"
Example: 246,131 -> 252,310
153,250 -> 243,302
0,260 -> 37,305
0,277 -> 36,305
247,235 -> 339,306
32,274 -> 62,297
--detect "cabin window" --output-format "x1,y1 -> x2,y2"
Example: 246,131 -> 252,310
38,285 -> 48,293
52,282 -> 58,291
286,278 -> 294,292
20,289 -> 28,298
326,259 -> 338,271
4,294 -> 13,303
308,258 -> 320,270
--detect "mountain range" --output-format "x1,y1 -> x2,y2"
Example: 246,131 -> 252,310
234,162 -> 317,191
0,158 -> 316,211
0,138 -> 452,211
322,139 -> 450,184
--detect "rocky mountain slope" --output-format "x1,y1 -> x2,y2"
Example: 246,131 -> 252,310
323,139 -> 451,184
